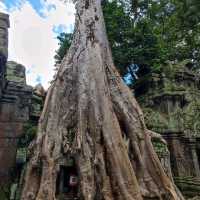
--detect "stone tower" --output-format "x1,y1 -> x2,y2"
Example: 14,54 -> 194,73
0,12 -> 10,97
0,13 -> 32,184
0,13 -> 45,187
0,12 -> 9,58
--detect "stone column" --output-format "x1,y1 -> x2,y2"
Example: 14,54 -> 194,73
164,132 -> 190,177
0,12 -> 9,58
0,12 -> 10,97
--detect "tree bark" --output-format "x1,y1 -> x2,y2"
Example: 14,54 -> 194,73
21,0 -> 185,199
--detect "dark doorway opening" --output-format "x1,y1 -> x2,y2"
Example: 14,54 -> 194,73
197,147 -> 200,167
56,162 -> 78,199
62,166 -> 78,193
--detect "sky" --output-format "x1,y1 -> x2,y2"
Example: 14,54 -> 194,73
0,0 -> 75,89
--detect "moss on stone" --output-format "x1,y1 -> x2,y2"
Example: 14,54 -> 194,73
6,61 -> 26,85
175,177 -> 200,198
143,108 -> 168,132
152,140 -> 168,155
136,60 -> 200,136
17,122 -> 37,148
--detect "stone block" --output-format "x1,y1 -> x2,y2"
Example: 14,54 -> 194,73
0,12 -> 9,59
6,61 -> 26,85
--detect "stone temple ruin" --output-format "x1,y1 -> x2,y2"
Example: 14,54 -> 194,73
134,60 -> 200,198
0,13 -> 9,98
0,10 -> 200,200
0,12 -> 45,199
0,12 -> 79,200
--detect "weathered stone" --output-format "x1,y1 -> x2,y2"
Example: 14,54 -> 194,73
188,197 -> 200,200
0,75 -> 32,183
0,12 -> 9,100
30,84 -> 45,120
175,177 -> 200,199
6,61 -> 26,85
0,13 -> 45,185
34,83 -> 45,97
135,60 -> 200,198
0,12 -> 9,59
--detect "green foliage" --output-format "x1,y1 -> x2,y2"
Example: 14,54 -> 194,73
67,126 -> 76,144
152,140 -> 168,155
18,122 -> 37,148
182,100 -> 200,135
143,108 -> 168,132
54,33 -> 73,65
0,185 -> 10,200
110,0 -> 200,78
102,0 -> 159,79
54,0 -> 200,84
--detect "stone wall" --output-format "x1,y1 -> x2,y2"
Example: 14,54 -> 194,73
0,12 -> 9,99
0,13 -> 45,186
0,13 -> 9,58
134,60 -> 200,198
0,61 -> 32,183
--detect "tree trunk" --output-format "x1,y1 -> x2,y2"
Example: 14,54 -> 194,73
21,0 -> 184,199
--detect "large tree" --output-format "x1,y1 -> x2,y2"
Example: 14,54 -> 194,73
21,0 -> 184,199
55,0 -> 200,84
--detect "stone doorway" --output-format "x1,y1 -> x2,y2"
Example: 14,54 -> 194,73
56,163 -> 78,200
197,147 -> 200,169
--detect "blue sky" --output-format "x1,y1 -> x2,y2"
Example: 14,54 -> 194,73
4,0 -> 43,12
0,0 -> 75,88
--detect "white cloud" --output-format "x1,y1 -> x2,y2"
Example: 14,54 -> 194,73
4,0 -> 75,89
0,1 -> 7,13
